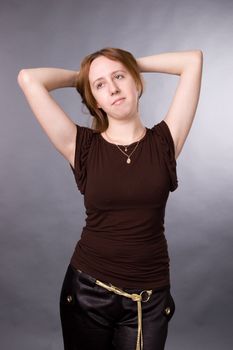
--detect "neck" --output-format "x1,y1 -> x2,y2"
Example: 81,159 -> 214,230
103,118 -> 146,145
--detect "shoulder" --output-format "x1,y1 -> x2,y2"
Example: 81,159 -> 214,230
74,124 -> 98,148
151,120 -> 176,157
151,120 -> 178,192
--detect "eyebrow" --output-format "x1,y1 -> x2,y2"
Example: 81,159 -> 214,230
92,70 -> 127,86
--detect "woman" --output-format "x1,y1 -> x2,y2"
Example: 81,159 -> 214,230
17,47 -> 203,350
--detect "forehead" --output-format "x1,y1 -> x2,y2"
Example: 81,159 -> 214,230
89,56 -> 127,83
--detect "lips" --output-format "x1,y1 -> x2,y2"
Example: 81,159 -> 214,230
112,97 -> 125,105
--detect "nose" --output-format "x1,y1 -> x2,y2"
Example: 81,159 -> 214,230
109,80 -> 120,95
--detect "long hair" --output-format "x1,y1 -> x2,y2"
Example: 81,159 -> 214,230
76,47 -> 144,132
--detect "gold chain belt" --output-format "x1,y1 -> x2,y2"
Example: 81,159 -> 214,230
95,279 -> 152,350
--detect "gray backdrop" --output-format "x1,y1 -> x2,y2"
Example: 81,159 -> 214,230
1,0 -> 233,349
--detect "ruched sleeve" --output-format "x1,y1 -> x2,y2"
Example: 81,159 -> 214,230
152,120 -> 178,192
69,124 -> 94,195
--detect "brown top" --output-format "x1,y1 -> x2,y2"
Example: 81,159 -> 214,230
69,120 -> 178,289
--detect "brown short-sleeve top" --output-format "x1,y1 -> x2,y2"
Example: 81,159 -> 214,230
69,120 -> 178,289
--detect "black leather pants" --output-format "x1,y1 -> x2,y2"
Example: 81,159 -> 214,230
59,264 -> 176,350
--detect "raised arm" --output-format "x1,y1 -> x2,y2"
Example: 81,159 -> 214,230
17,67 -> 79,168
136,50 -> 203,160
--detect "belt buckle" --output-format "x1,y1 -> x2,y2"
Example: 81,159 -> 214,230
140,289 -> 152,302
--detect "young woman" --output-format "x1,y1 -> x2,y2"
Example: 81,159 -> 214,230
17,47 -> 203,350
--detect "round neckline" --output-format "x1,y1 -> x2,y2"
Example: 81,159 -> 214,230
99,127 -> 149,147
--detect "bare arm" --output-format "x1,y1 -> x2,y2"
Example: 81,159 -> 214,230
136,50 -> 203,160
17,68 -> 79,168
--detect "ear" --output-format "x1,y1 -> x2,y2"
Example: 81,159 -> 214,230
94,100 -> 101,109
137,86 -> 142,98
135,84 -> 140,96
94,99 -> 101,109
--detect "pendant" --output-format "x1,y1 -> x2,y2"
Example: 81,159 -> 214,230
127,158 -> 131,164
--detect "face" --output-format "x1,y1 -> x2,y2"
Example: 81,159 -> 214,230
88,56 -> 140,120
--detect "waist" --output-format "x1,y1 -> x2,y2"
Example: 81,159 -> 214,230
79,232 -> 168,264
70,240 -> 170,289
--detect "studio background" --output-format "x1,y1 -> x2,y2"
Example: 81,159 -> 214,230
1,0 -> 233,349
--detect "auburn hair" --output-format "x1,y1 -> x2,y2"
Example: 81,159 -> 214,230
76,47 -> 144,132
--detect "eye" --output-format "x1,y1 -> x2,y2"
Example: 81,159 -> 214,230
115,74 -> 124,79
96,82 -> 104,89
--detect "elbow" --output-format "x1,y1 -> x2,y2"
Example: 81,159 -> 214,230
188,50 -> 203,69
17,69 -> 28,85
17,69 -> 33,87
193,50 -> 203,63
196,50 -> 203,70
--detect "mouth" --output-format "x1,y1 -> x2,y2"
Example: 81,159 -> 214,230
112,97 -> 125,105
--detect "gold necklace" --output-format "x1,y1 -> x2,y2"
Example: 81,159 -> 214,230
104,127 -> 146,164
